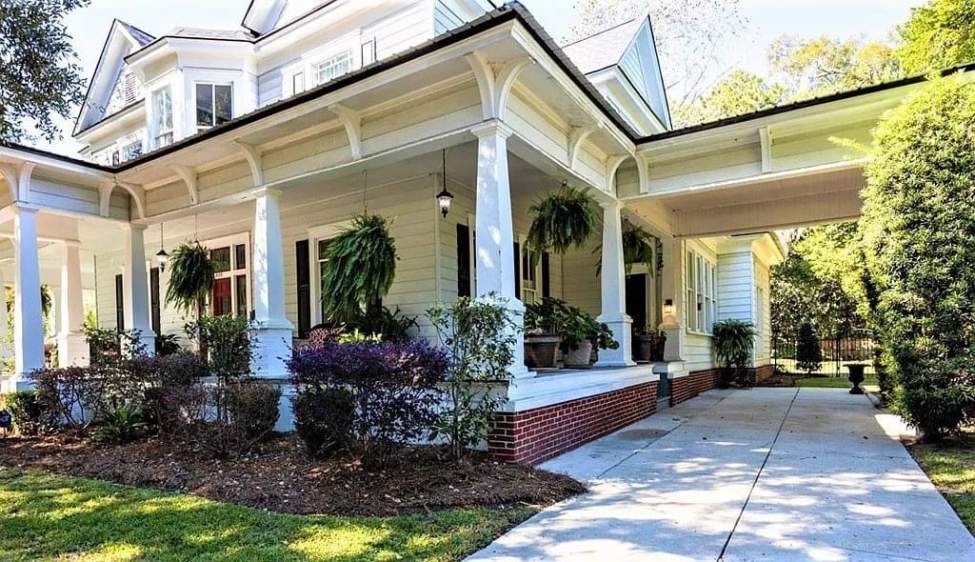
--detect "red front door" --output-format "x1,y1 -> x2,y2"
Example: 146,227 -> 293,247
212,278 -> 232,316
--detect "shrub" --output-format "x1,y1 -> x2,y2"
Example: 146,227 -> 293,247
289,340 -> 447,466
189,314 -> 253,381
292,387 -> 355,456
94,404 -> 146,444
155,333 -> 181,356
795,322 -> 823,375
135,353 -> 208,429
712,319 -> 756,388
224,380 -> 281,440
32,366 -> 108,428
5,390 -> 45,436
861,76 -> 975,440
428,295 -> 518,461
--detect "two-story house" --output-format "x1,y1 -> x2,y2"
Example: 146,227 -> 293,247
3,0 -> 931,463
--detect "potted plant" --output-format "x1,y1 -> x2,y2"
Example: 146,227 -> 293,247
633,327 -> 667,363
321,213 -> 397,323
527,183 -> 599,259
712,319 -> 757,388
165,241 -> 216,356
561,306 -> 618,369
524,297 -> 568,370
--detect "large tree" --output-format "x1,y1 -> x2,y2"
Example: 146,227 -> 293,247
571,0 -> 745,121
898,0 -> 975,74
860,75 -> 975,440
0,0 -> 89,142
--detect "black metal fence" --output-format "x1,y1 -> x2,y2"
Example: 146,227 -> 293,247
772,329 -> 875,377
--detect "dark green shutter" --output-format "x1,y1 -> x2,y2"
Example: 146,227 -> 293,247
296,240 -> 310,338
542,252 -> 551,298
456,224 -> 471,297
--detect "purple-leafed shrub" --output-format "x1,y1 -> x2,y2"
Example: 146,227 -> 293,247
288,340 -> 448,466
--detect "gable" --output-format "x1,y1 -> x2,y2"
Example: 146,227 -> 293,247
618,19 -> 670,129
74,20 -> 155,135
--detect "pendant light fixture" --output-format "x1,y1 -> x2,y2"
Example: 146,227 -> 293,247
155,223 -> 169,271
436,148 -> 453,218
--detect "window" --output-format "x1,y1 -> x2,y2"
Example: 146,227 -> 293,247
111,151 -> 120,166
108,67 -> 140,113
317,238 -> 332,303
196,83 -> 233,133
152,88 -> 173,148
292,71 -> 305,95
123,141 -> 143,162
315,51 -> 352,84
685,248 -> 717,334
521,244 -> 540,304
361,38 -> 377,66
207,236 -> 249,317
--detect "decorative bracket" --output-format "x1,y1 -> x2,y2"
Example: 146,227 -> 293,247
330,104 -> 363,160
606,154 -> 630,194
759,126 -> 773,173
171,165 -> 199,205
98,182 -> 115,217
0,162 -> 34,202
235,141 -> 264,187
116,182 -> 146,219
635,152 -> 652,195
567,126 -> 595,169
466,52 -> 533,121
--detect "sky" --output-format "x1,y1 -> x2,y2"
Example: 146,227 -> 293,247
37,0 -> 923,156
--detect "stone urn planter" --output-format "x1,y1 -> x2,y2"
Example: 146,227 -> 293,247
847,364 -> 867,395
524,334 -> 561,370
564,340 -> 594,369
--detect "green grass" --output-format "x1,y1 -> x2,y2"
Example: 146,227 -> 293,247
0,469 -> 535,562
910,432 -> 975,535
794,374 -> 879,392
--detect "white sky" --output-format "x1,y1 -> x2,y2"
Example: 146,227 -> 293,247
36,0 -> 923,156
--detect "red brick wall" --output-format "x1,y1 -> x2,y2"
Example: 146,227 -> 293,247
489,382 -> 658,465
753,364 -> 774,385
670,369 -> 721,406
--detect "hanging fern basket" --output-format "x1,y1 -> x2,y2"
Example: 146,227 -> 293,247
321,213 -> 398,323
526,185 -> 599,255
165,241 -> 215,316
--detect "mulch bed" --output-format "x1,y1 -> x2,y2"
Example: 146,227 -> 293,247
0,434 -> 585,517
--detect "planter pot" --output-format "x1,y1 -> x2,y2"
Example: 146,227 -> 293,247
633,335 -> 653,363
847,364 -> 867,395
525,334 -> 561,370
564,340 -> 594,369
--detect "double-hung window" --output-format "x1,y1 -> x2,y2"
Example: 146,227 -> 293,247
685,248 -> 717,334
315,51 -> 352,85
208,237 -> 249,317
196,83 -> 233,133
152,88 -> 173,148
521,245 -> 540,305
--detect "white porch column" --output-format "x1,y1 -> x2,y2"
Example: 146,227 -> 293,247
596,202 -> 635,367
251,189 -> 293,378
58,242 -> 89,366
122,224 -> 155,354
659,236 -> 685,363
12,207 -> 44,388
472,122 -> 529,378
0,267 -> 10,360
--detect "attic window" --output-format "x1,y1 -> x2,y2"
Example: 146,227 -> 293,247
315,51 -> 352,85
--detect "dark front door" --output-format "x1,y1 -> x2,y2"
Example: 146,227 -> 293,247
626,274 -> 647,333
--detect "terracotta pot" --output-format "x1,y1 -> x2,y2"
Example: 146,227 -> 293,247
524,334 -> 561,370
564,340 -> 594,369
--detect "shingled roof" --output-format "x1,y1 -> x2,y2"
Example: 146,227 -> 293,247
560,18 -> 643,75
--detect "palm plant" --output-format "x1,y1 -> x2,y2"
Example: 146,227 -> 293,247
712,319 -> 757,388
321,213 -> 397,323
526,184 -> 599,256
165,242 -> 215,353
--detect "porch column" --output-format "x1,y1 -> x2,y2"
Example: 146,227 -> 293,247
122,224 -> 155,354
57,242 -> 89,366
0,267 -> 10,360
251,189 -> 293,378
12,207 -> 44,386
472,122 -> 529,378
659,236 -> 685,363
596,201 -> 635,367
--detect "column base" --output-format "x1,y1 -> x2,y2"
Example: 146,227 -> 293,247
57,331 -> 90,367
0,376 -> 34,394
596,313 -> 636,367
123,332 -> 156,357
251,324 -> 294,379
659,320 -> 684,363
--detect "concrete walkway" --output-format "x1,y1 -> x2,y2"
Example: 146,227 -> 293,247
468,387 -> 975,562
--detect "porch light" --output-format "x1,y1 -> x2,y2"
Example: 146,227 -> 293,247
436,148 -> 453,218
663,299 -> 675,318
156,223 -> 169,271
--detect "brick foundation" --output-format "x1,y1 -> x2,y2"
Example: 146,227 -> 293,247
670,369 -> 721,406
753,364 -> 774,385
489,381 -> 658,465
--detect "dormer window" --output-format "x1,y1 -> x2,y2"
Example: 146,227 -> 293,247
196,83 -> 233,133
152,88 -> 174,148
315,51 -> 352,85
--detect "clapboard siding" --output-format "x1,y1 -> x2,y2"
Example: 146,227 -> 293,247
434,0 -> 465,34
683,239 -> 717,372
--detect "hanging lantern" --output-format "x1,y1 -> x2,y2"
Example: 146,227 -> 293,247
156,223 -> 169,271
436,148 -> 453,218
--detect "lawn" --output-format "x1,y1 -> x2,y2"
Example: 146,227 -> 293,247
910,432 -> 975,534
0,468 -> 534,562
794,374 -> 879,392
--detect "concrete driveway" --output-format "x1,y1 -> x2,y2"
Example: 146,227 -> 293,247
468,387 -> 975,562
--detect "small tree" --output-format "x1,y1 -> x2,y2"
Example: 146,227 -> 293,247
427,295 -> 518,461
712,319 -> 756,388
795,322 -> 823,375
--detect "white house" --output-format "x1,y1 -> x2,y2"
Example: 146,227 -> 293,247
2,1 -> 967,463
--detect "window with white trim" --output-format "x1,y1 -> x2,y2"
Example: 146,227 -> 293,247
315,51 -> 352,84
685,248 -> 717,334
521,245 -> 540,305
206,235 -> 250,318
196,83 -> 233,133
122,140 -> 143,162
152,88 -> 173,148
361,37 -> 377,66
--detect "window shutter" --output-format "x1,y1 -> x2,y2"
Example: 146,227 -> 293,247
296,240 -> 310,338
456,224 -> 471,298
114,274 -> 125,331
513,242 -> 521,297
541,252 -> 551,298
150,268 -> 161,336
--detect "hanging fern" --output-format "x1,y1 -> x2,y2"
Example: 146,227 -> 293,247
165,242 -> 215,315
321,214 -> 398,323
526,185 -> 599,255
622,221 -> 659,273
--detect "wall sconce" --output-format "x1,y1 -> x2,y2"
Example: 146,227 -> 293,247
663,299 -> 675,318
